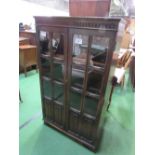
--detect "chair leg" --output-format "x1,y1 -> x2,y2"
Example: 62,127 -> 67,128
107,85 -> 114,111
19,91 -> 23,103
121,75 -> 125,89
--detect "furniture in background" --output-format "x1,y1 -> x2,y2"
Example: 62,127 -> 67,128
19,30 -> 36,45
19,37 -> 30,73
129,39 -> 135,90
19,30 -> 38,76
19,37 -> 30,45
19,44 -> 38,77
35,16 -> 124,151
120,18 -> 135,49
130,53 -> 135,90
69,0 -> 111,17
107,49 -> 135,110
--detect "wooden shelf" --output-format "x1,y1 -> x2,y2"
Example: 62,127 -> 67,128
41,52 -> 50,59
53,79 -> 64,86
42,76 -> 51,81
71,86 -> 99,100
41,53 -> 64,58
42,76 -> 64,86
54,54 -> 64,60
44,95 -> 52,101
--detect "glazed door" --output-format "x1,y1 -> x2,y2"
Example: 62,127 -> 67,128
38,26 -> 68,128
67,28 -> 116,139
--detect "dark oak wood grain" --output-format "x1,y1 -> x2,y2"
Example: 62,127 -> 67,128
69,0 -> 111,17
34,16 -> 124,151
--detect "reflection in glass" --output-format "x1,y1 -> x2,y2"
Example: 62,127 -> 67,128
40,57 -> 50,77
69,34 -> 89,110
53,63 -> 64,82
43,79 -> 52,98
91,36 -> 109,66
39,31 -> 49,54
54,84 -> 64,104
87,72 -> 102,94
71,34 -> 88,81
52,33 -> 64,57
70,91 -> 81,110
83,97 -> 98,116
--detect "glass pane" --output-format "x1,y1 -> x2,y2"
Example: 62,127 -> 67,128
53,63 -> 64,81
51,33 -> 65,82
52,33 -> 64,61
83,97 -> 98,116
86,36 -> 109,93
71,34 -> 88,87
83,36 -> 109,116
70,91 -> 81,110
91,36 -> 109,67
40,57 -> 50,77
39,31 -> 50,55
87,72 -> 102,94
43,79 -> 52,98
69,34 -> 89,110
54,84 -> 64,104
